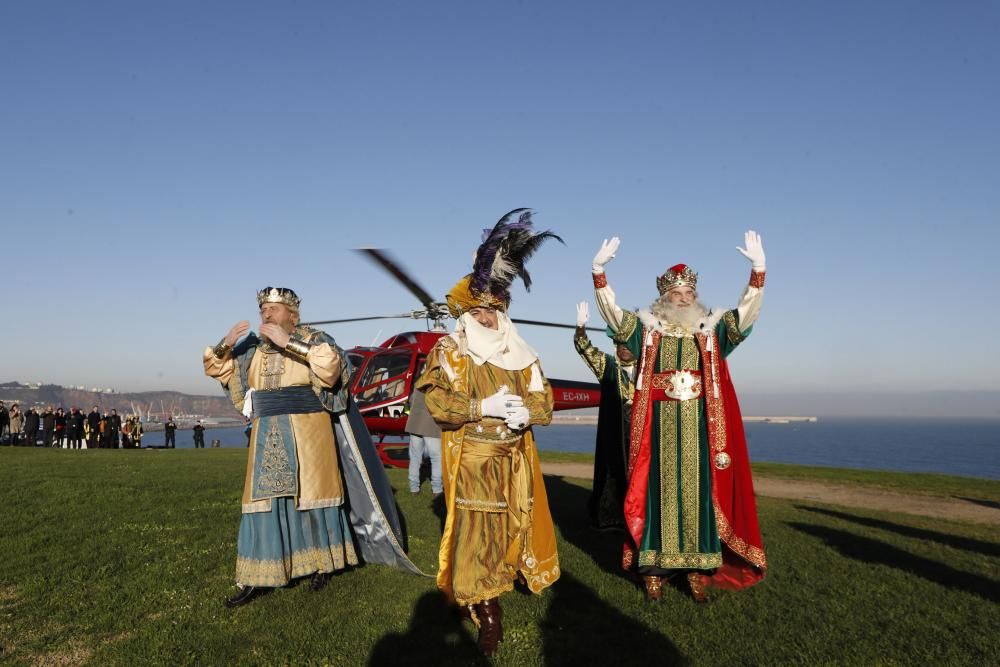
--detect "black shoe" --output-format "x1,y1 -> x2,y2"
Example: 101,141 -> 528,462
310,572 -> 331,592
224,586 -> 264,608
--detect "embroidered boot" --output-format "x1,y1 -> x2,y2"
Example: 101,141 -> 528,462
643,575 -> 663,602
687,572 -> 708,604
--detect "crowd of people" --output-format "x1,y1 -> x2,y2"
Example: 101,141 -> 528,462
0,401 -> 148,448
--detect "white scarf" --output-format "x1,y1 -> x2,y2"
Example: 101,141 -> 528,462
451,312 -> 538,371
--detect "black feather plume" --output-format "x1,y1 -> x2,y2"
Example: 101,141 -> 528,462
471,209 -> 563,297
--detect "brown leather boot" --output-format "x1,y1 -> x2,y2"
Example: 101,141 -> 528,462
475,598 -> 503,655
687,572 -> 708,604
643,575 -> 663,602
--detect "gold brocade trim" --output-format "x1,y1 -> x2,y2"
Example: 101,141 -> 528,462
259,349 -> 286,390
593,272 -> 608,288
679,396 -> 700,552
454,581 -> 516,607
464,420 -> 521,444
242,500 -> 271,514
656,334 -> 677,373
627,331 -> 660,473
455,497 -> 508,512
713,498 -> 767,569
749,270 -> 766,288
614,310 -> 639,344
254,420 -> 297,499
637,550 -> 722,570
575,335 -> 608,380
698,333 -> 727,456
659,396 -> 679,555
523,557 -> 560,593
298,497 -> 343,510
235,542 -> 359,587
723,311 -> 745,346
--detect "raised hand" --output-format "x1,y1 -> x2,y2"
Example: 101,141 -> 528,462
592,237 -> 620,273
225,321 -> 251,347
576,301 -> 590,328
737,230 -> 766,270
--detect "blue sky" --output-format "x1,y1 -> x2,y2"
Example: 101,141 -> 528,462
2,1 -> 998,414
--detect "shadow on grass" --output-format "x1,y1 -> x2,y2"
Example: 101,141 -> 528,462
541,572 -> 688,665
795,505 -> 1000,557
953,496 -> 1000,511
544,475 -> 630,578
788,522 -> 1000,602
367,591 -> 486,666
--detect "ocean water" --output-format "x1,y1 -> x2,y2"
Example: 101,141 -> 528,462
180,417 -> 1000,480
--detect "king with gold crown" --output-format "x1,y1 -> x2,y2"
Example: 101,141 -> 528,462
592,231 -> 769,603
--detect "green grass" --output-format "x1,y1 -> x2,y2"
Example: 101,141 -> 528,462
1,448 -> 997,665
750,461 -> 1000,502
538,450 -> 1000,503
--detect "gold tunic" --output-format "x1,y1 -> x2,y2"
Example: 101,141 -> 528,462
203,328 -> 346,513
418,336 -> 560,605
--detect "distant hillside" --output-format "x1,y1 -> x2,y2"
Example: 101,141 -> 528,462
0,382 -> 239,419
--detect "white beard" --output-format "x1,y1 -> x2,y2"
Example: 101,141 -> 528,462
648,296 -> 710,331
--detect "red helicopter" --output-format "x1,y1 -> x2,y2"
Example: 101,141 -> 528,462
304,249 -> 603,468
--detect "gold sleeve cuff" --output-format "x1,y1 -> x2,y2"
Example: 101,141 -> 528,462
469,399 -> 482,422
593,272 -> 608,288
213,338 -> 232,359
750,270 -> 766,288
285,336 -> 312,362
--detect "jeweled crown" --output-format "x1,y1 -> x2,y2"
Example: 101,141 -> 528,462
256,286 -> 301,309
656,264 -> 698,295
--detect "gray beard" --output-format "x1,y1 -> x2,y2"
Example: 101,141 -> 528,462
649,295 -> 709,330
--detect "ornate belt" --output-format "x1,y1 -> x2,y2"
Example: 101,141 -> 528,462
464,418 -> 522,445
649,370 -> 702,402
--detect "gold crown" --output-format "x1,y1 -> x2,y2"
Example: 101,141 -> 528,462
656,264 -> 698,295
256,286 -> 301,309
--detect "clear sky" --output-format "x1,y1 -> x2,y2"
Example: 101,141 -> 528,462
2,1 -> 998,415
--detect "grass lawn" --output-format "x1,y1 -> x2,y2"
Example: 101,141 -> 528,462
1,448 -> 997,665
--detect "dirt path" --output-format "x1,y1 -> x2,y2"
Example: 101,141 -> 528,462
540,462 -> 1000,525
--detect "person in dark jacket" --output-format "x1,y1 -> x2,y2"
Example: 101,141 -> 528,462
87,407 -> 101,449
70,408 -> 86,449
54,408 -> 67,447
193,421 -> 206,448
25,408 -> 41,447
164,416 -> 177,448
110,409 -> 122,448
41,406 -> 56,447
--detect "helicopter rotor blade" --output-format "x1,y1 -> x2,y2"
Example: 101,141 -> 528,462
302,314 -> 414,326
511,318 -> 604,332
356,248 -> 440,312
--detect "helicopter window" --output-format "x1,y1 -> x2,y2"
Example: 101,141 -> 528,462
346,353 -> 366,381
355,350 -> 412,408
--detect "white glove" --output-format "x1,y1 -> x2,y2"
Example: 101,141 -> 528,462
481,386 -> 524,419
576,301 -> 590,327
505,405 -> 530,431
592,237 -> 620,273
241,389 -> 255,419
737,230 -> 766,271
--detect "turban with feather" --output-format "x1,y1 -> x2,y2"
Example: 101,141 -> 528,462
445,208 -> 562,318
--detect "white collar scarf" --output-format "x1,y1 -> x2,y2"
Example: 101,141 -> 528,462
451,312 -> 538,371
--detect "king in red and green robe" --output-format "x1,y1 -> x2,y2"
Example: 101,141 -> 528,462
593,259 -> 767,592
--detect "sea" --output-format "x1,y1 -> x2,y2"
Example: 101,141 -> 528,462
178,417 -> 1000,481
